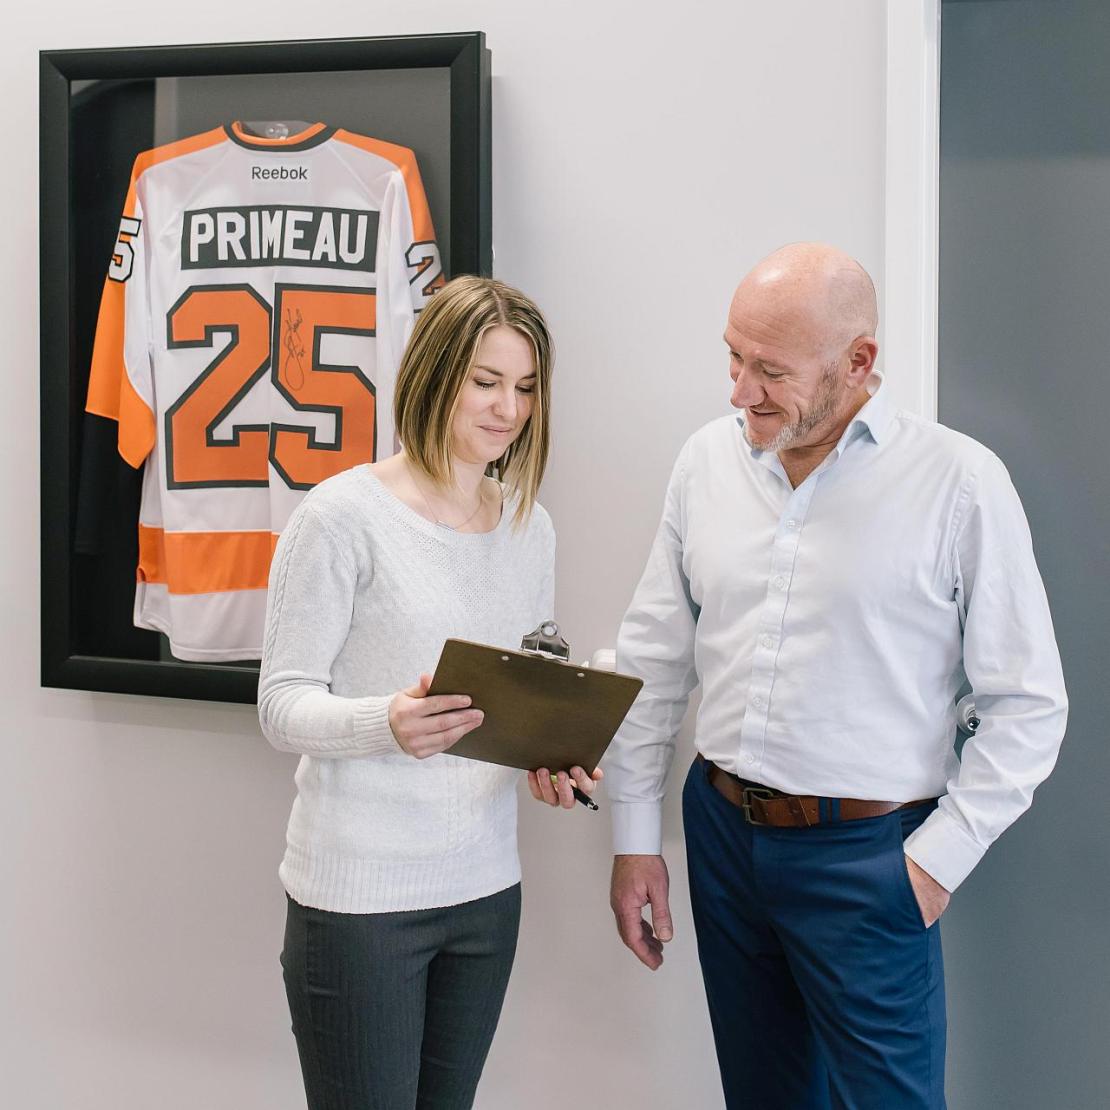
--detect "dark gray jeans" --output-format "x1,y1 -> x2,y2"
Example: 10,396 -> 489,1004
281,884 -> 521,1110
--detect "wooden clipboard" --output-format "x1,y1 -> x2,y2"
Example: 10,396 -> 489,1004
427,638 -> 643,773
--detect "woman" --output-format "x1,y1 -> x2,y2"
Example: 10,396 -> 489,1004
258,275 -> 598,1110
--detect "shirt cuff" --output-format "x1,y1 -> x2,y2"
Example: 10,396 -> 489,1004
903,806 -> 987,893
611,800 -> 664,856
352,696 -> 403,756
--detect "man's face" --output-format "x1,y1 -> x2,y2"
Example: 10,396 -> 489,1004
724,293 -> 846,453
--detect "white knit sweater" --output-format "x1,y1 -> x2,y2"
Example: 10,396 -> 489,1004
258,466 -> 555,913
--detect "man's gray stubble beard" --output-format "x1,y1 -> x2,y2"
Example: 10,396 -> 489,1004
744,362 -> 842,453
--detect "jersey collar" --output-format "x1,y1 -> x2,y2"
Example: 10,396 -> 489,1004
225,121 -> 336,152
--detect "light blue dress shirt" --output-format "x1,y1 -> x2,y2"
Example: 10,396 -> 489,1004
606,375 -> 1067,891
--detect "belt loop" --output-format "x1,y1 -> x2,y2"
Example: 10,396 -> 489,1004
831,798 -> 841,822
818,797 -> 828,823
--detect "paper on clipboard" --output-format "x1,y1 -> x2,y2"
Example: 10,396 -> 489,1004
426,637 -> 643,773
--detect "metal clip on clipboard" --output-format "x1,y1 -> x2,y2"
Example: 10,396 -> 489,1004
519,620 -> 571,662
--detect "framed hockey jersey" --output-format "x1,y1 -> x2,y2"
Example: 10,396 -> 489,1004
40,34 -> 491,704
87,122 -> 444,662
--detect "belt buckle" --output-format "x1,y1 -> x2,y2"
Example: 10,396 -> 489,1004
739,785 -> 777,826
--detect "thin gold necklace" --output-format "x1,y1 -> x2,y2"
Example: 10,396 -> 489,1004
408,462 -> 486,531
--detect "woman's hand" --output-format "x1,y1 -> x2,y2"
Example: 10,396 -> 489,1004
526,765 -> 604,809
389,673 -> 484,759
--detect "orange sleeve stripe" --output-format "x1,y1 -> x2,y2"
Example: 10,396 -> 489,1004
86,277 -> 126,420
334,130 -> 437,243
86,274 -> 155,467
138,527 -> 280,595
116,127 -> 228,219
114,127 -> 227,218
86,128 -> 228,460
130,126 -> 228,186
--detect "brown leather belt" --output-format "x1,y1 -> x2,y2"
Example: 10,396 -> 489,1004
698,755 -> 933,828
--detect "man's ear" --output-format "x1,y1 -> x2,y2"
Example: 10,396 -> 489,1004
847,336 -> 879,384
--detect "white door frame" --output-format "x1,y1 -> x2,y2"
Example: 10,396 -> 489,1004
884,0 -> 941,418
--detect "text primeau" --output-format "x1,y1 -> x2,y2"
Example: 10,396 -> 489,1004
181,205 -> 380,272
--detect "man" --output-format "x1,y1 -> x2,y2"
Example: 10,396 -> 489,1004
605,243 -> 1067,1109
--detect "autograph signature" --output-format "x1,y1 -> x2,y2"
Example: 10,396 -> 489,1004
283,308 -> 307,390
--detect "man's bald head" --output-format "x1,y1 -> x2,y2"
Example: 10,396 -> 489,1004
734,242 -> 878,359
724,243 -> 881,455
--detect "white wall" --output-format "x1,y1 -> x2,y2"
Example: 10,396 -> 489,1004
5,3 -> 890,1107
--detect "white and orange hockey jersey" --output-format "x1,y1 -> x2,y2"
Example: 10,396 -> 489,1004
86,121 -> 443,661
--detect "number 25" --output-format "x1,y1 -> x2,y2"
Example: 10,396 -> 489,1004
165,282 -> 377,490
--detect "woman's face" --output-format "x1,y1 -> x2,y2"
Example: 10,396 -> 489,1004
450,324 -> 537,466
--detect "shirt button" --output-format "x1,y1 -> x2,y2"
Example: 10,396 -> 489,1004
760,635 -> 774,649
773,576 -> 787,590
786,519 -> 798,529
752,696 -> 764,708
745,754 -> 756,765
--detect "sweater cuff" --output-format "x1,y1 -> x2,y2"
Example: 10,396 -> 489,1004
903,806 -> 987,893
611,800 -> 664,856
352,696 -> 402,756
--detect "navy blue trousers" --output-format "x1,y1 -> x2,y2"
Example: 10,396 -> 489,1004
683,757 -> 946,1110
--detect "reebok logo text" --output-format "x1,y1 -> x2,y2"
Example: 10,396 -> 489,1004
251,166 -> 308,181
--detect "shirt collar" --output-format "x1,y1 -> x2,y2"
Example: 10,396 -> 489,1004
844,371 -> 894,446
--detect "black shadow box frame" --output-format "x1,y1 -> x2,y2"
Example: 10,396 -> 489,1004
40,33 -> 492,704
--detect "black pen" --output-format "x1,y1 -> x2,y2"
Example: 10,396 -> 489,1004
572,785 -> 599,811
550,773 -> 600,811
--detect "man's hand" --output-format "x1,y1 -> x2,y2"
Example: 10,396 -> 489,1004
610,854 -> 673,970
388,673 -> 484,759
526,766 -> 604,809
905,855 -> 950,927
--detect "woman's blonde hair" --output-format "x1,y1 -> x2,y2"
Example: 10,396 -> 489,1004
394,275 -> 553,525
